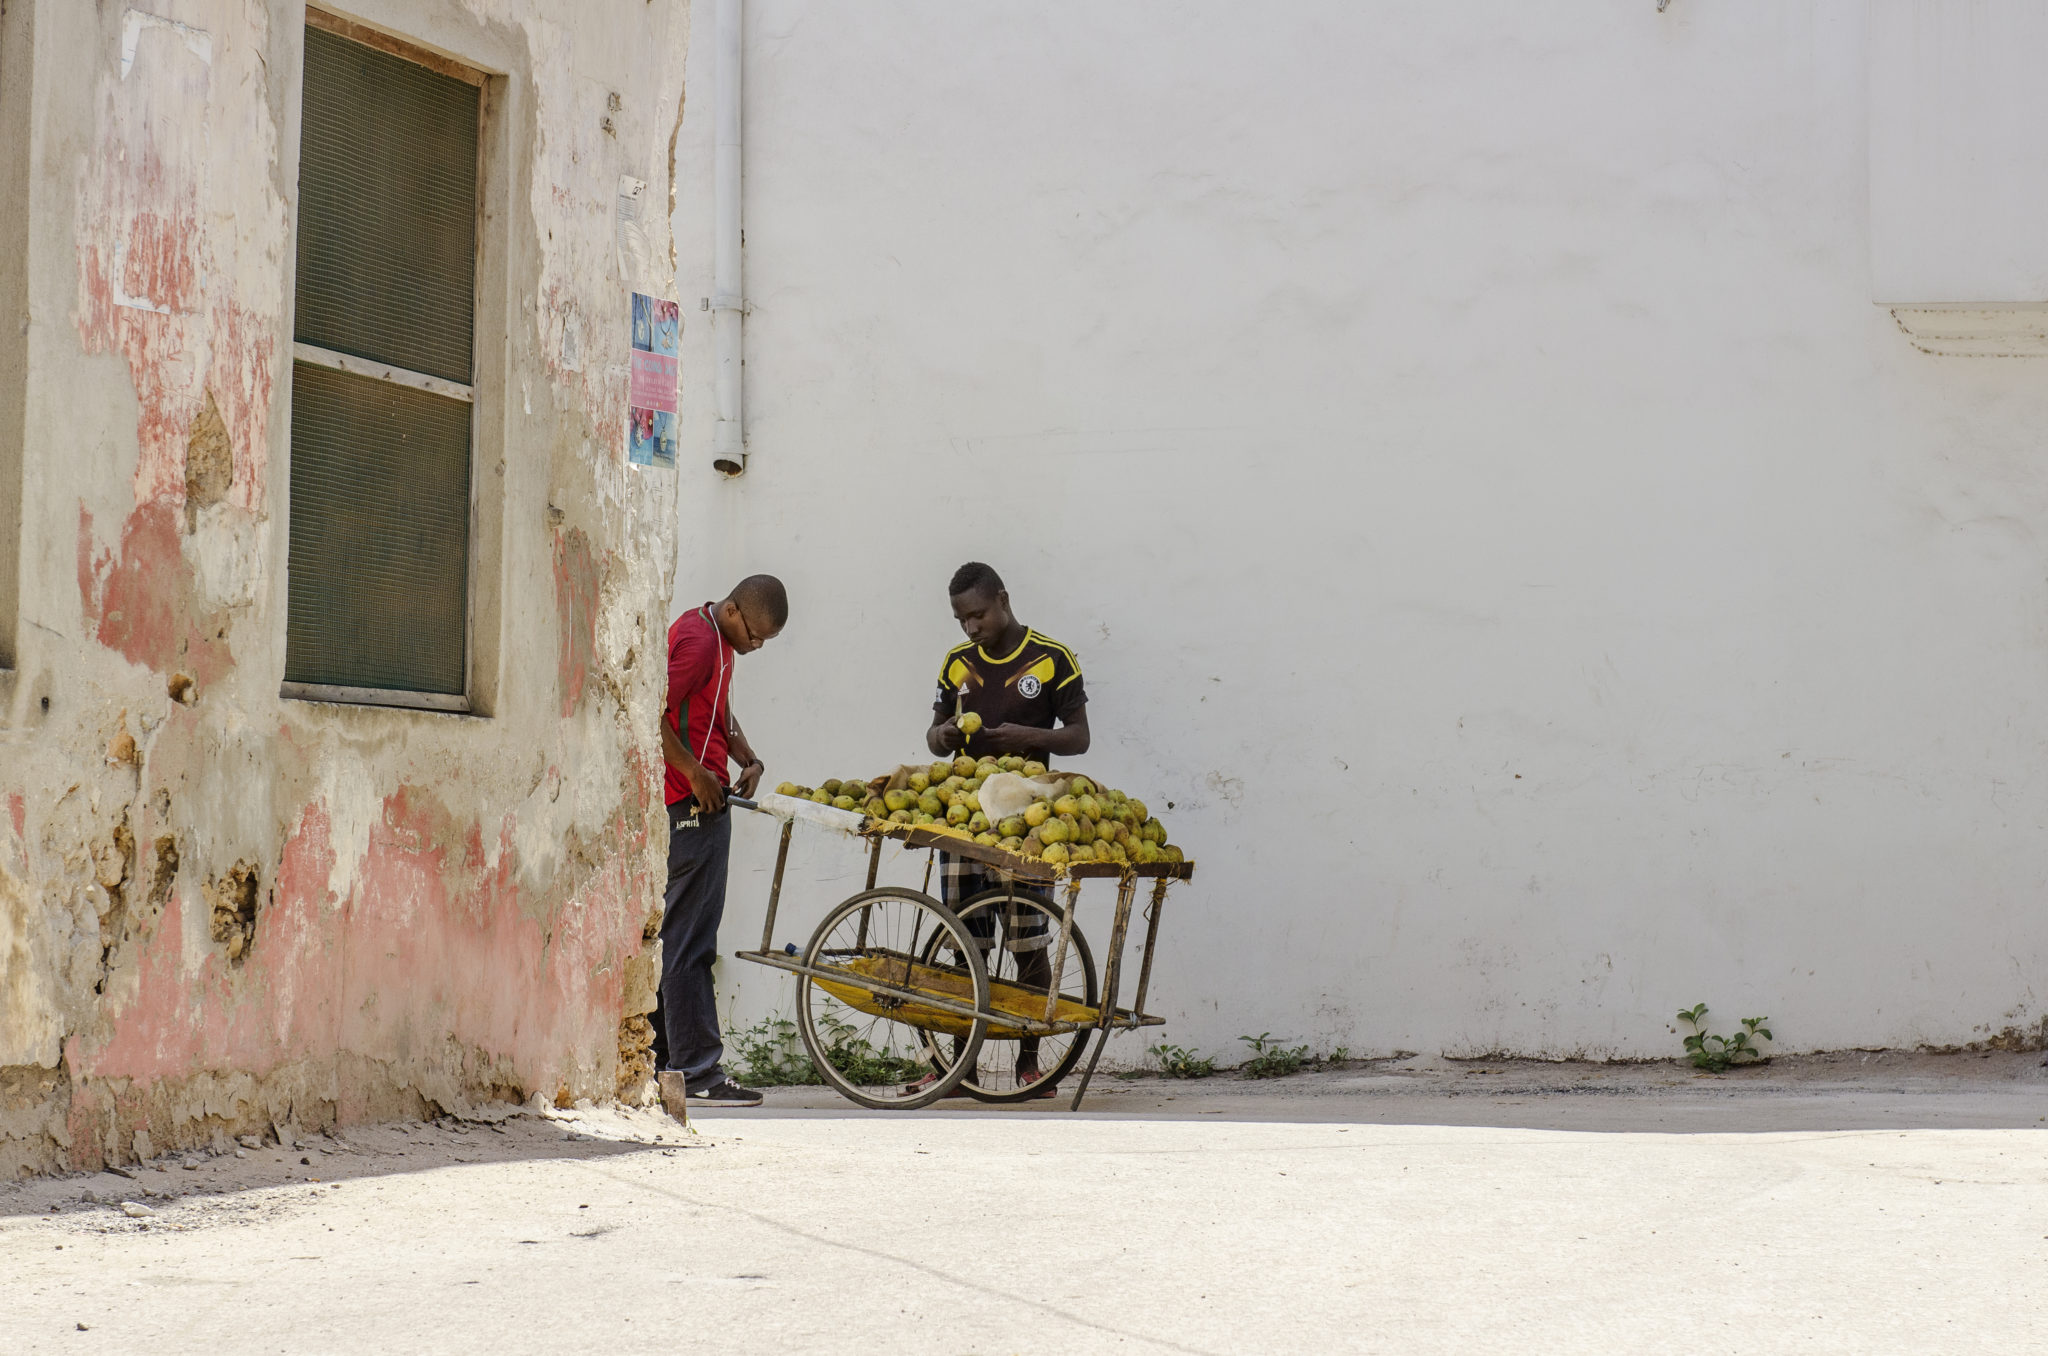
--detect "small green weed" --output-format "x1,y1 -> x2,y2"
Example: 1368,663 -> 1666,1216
1237,1032 -> 1313,1080
1150,1043 -> 1218,1079
728,1016 -> 820,1086
819,1014 -> 928,1085
728,1013 -> 930,1087
1676,1003 -> 1772,1073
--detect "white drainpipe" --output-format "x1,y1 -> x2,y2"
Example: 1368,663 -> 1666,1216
710,0 -> 746,474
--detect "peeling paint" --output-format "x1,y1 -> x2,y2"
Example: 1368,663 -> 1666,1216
76,501 -> 234,684
554,527 -> 600,716
5,1 -> 686,1177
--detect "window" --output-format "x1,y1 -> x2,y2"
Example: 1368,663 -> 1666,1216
283,14 -> 483,710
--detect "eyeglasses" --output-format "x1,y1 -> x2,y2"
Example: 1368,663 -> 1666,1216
734,607 -> 762,650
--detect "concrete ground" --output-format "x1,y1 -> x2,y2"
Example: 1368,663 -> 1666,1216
4,1050 -> 2045,1354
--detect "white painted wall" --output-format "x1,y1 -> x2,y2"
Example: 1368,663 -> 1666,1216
1869,0 -> 2048,304
671,0 -> 2048,1064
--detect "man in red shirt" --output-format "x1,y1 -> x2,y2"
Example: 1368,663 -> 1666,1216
654,574 -> 787,1114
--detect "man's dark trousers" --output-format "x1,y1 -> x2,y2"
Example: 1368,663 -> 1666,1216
652,800 -> 731,1092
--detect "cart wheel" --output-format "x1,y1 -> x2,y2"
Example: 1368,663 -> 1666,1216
795,887 -> 990,1111
917,887 -> 1098,1103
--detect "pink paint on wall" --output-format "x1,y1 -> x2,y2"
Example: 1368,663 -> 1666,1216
75,502 -> 234,683
74,31 -> 277,516
70,787 -> 652,1143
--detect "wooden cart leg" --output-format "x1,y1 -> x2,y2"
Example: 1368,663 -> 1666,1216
854,836 -> 883,951
1130,878 -> 1170,1020
1068,874 -> 1138,1111
1044,878 -> 1081,1025
758,820 -> 794,952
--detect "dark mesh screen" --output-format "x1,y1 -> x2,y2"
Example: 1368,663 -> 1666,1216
285,363 -> 471,695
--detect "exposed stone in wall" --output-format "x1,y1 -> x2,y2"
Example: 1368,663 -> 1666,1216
203,860 -> 259,965
183,388 -> 233,519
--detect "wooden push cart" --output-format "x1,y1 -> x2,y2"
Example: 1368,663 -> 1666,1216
734,795 -> 1193,1110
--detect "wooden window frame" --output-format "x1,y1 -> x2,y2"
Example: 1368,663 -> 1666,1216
281,8 -> 501,717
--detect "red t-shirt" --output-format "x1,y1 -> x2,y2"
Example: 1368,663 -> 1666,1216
665,604 -> 735,805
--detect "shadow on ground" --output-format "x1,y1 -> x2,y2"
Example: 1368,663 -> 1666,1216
0,1105 -> 688,1223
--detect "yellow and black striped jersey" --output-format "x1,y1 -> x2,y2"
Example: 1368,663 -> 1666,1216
933,629 -> 1086,752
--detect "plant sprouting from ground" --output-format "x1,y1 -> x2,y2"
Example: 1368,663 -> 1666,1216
1237,1032 -> 1313,1080
1150,1043 -> 1218,1079
728,1013 -> 929,1087
729,1016 -> 820,1086
1675,1003 -> 1772,1073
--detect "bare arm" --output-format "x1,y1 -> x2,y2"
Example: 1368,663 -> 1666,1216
726,713 -> 765,798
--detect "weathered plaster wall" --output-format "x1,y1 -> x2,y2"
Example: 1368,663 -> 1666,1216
1,0 -> 689,1177
676,1 -> 2048,1065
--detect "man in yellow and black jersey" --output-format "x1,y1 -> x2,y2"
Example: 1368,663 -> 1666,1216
927,563 -> 1090,762
919,562 -> 1088,1097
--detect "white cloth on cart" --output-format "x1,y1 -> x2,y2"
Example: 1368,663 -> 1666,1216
750,793 -> 867,836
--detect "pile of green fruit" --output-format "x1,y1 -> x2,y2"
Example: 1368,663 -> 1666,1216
774,756 -> 1185,869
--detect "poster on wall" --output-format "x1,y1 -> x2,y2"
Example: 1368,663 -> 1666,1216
628,292 -> 679,469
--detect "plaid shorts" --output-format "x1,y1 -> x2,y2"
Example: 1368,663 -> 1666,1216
938,853 -> 1053,954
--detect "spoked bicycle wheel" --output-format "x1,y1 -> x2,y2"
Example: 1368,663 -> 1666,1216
917,886 -> 1098,1103
795,887 -> 990,1110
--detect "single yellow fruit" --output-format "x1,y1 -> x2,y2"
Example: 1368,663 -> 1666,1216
930,760 -> 953,783
1039,818 -> 1070,844
952,755 -> 978,778
912,811 -> 935,826
918,792 -> 945,818
976,760 -> 1000,778
975,831 -> 1001,846
889,809 -> 913,824
1074,818 -> 1097,845
1022,760 -> 1047,778
963,792 -> 981,814
1161,845 -> 1184,863
1128,799 -> 1147,823
1053,795 -> 1080,818
908,772 -> 930,793
1077,794 -> 1101,821
1020,833 -> 1044,857
810,790 -> 832,804
833,795 -> 858,810
968,810 -> 990,834
1143,818 -> 1164,844
998,816 -> 1027,839
865,798 -> 887,817
1041,842 -> 1070,866
775,782 -> 801,798
821,779 -> 843,796
1070,776 -> 1096,796
946,802 -> 971,827
958,711 -> 983,736
885,789 -> 915,813
1024,801 -> 1051,828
